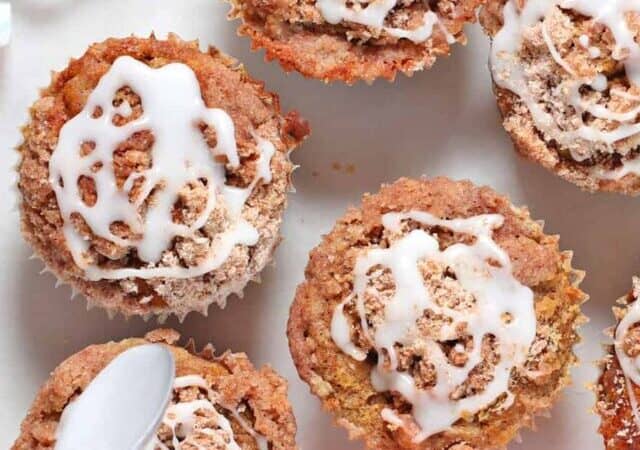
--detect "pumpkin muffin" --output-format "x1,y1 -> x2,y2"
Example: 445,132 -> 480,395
12,329 -> 297,450
596,278 -> 640,449
228,0 -> 484,84
17,35 -> 309,320
288,177 -> 587,449
481,0 -> 640,194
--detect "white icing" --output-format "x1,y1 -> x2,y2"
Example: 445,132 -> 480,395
331,211 -> 536,442
578,34 -> 601,58
49,56 -> 276,281
490,0 -> 640,175
146,375 -> 268,450
590,74 -> 608,93
612,88 -> 640,102
578,34 -> 589,48
315,0 -> 455,44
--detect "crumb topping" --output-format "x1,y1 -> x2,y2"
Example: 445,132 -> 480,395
11,331 -> 298,450
18,36 -> 309,316
50,56 -> 275,282
289,177 -> 587,450
314,0 -> 456,45
486,0 -> 640,178
331,210 -> 536,442
598,278 -> 640,448
229,0 -> 483,83
150,375 -> 266,450
245,0 -> 465,46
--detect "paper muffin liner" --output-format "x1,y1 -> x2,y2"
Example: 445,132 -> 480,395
25,229 -> 283,323
14,35 -> 307,323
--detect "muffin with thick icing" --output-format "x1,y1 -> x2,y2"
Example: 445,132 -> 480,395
481,0 -> 640,194
228,0 -> 483,84
17,35 -> 309,319
12,329 -> 297,450
288,177 -> 587,449
596,278 -> 640,449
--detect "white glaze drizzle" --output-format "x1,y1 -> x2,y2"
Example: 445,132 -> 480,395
49,56 -> 276,281
490,0 -> 640,176
146,375 -> 268,450
330,211 -> 536,442
614,279 -> 640,431
578,33 -> 601,58
316,0 -> 455,44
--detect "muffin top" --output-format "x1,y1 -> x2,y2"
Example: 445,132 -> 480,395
597,278 -> 640,449
12,329 -> 297,450
481,0 -> 640,193
229,0 -> 483,83
17,35 -> 309,318
288,177 -> 586,449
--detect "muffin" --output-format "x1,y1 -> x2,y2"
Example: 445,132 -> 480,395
481,0 -> 640,194
288,177 -> 587,449
12,329 -> 297,450
596,278 -> 640,449
228,0 -> 483,84
17,35 -> 310,319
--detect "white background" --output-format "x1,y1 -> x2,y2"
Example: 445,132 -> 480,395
0,0 -> 637,448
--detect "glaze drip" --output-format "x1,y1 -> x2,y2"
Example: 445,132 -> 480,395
330,211 -> 536,442
49,56 -> 276,281
146,375 -> 268,450
490,0 -> 640,177
316,0 -> 455,43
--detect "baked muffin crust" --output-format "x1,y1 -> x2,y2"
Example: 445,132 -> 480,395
12,329 -> 297,450
597,278 -> 640,449
17,35 -> 309,319
288,177 -> 586,449
228,0 -> 483,83
482,0 -> 640,194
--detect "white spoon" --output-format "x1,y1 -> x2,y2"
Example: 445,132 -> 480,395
54,344 -> 175,450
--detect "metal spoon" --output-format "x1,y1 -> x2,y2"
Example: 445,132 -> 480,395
54,344 -> 175,450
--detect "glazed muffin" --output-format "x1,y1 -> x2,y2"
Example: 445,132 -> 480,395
288,177 -> 586,449
481,0 -> 640,194
12,329 -> 297,450
17,35 -> 309,319
596,278 -> 640,449
228,0 -> 483,84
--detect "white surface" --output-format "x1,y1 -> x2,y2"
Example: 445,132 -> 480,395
0,1 -> 637,449
0,3 -> 10,47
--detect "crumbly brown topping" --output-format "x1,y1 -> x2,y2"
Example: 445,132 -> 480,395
154,382 -> 236,450
288,177 -> 587,450
597,354 -> 640,449
340,220 -> 500,399
250,0 -> 460,46
11,330 -> 298,450
597,284 -> 640,449
481,1 -> 640,193
229,0 -> 483,83
68,76 -> 251,274
17,35 -> 309,317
